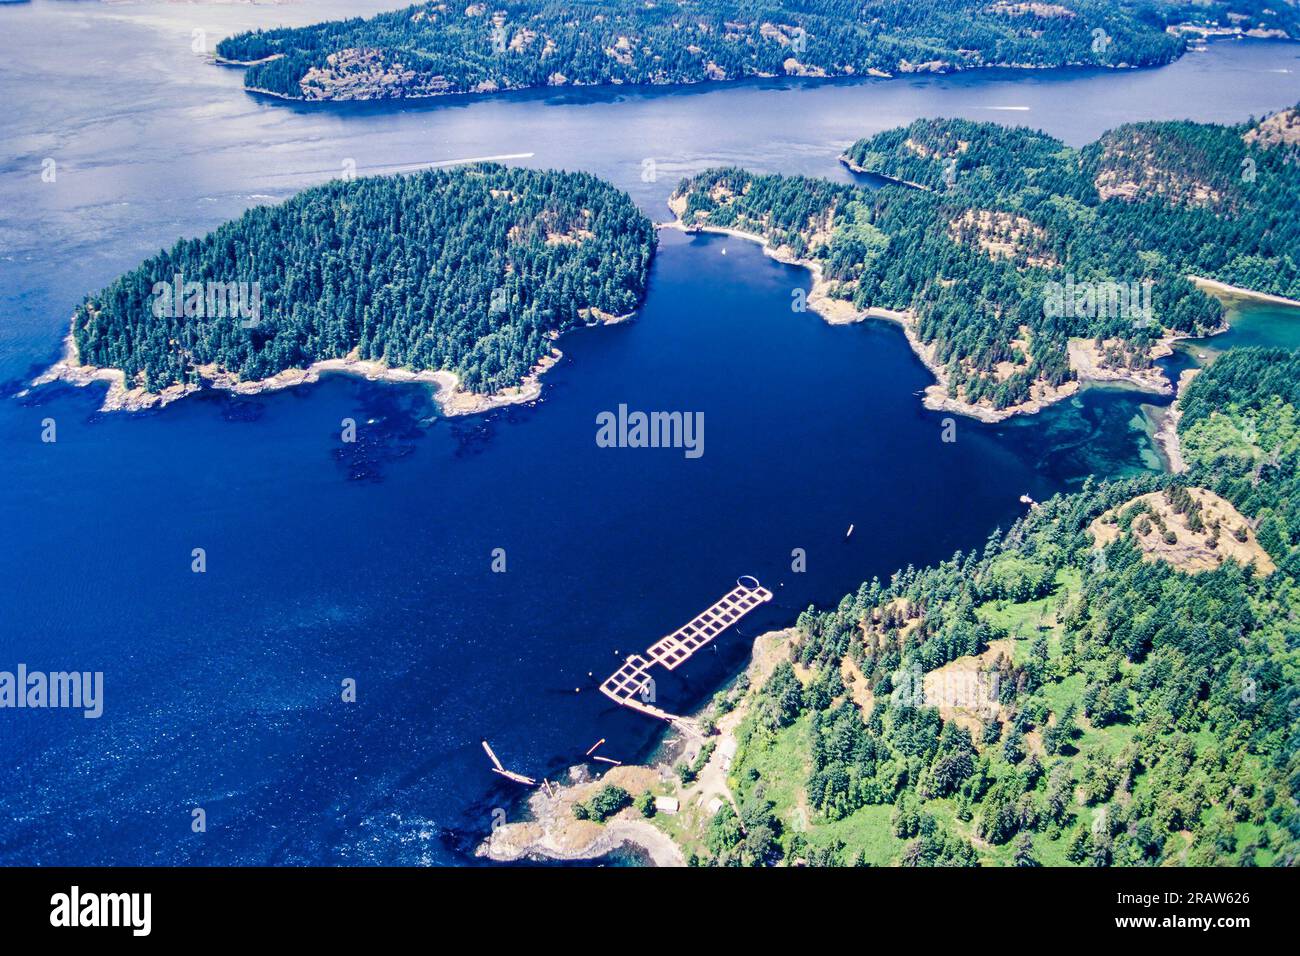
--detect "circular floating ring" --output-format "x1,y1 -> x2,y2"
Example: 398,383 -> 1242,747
737,574 -> 761,591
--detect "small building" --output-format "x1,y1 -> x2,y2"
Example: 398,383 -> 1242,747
718,738 -> 738,770
654,796 -> 680,815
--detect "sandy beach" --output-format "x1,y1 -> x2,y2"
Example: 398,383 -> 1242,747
1190,275 -> 1300,310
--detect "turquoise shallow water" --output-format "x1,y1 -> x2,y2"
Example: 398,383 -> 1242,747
1192,301 -> 1300,354
1,1 -> 1298,864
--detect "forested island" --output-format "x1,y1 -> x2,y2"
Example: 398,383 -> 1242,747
671,106 -> 1300,419
43,164 -> 655,410
214,0 -> 1297,102
486,347 -> 1300,866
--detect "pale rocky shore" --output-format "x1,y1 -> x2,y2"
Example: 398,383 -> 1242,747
661,198 -> 860,325
27,313 -> 625,416
478,763 -> 686,867
838,154 -> 932,191
479,627 -> 797,867
1065,335 -> 1178,395
29,334 -> 199,412
29,333 -> 561,416
1152,368 -> 1201,474
1143,275 -> 1300,473
226,44 -> 1185,105
664,204 -> 1200,425
211,53 -> 285,68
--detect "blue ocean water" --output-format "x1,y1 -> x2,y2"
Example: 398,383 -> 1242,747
1,1 -> 1298,864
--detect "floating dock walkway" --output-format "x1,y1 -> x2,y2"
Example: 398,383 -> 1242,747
599,576 -> 773,722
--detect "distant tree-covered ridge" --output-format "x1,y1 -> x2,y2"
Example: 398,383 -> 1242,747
70,164 -> 655,396
215,0 -> 1296,102
672,108 -> 1300,415
695,347 -> 1300,867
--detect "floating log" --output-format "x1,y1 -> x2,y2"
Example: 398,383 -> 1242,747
491,767 -> 537,786
585,738 -> 606,757
481,739 -> 505,772
482,739 -> 536,786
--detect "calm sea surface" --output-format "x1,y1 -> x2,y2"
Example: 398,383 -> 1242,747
1,1 -> 1298,863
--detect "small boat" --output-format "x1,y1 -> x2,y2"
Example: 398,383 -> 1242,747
721,247 -> 727,255
845,523 -> 855,538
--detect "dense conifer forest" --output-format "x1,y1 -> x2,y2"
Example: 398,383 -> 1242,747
71,165 -> 655,395
215,0 -> 1296,102
698,347 -> 1300,866
674,108 -> 1300,411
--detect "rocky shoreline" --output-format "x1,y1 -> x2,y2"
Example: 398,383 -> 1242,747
664,206 -> 1189,424
211,53 -> 285,68
27,331 -> 569,417
660,210 -> 860,325
479,627 -> 797,867
477,764 -> 686,867
1151,367 -> 1201,474
25,289 -> 644,416
1065,336 -> 1177,395
838,155 -> 932,191
227,51 -> 1174,104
